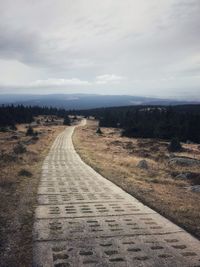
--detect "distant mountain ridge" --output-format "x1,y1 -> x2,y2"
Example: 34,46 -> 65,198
0,94 -> 199,109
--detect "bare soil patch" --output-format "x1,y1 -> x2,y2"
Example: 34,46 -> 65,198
73,120 -> 200,239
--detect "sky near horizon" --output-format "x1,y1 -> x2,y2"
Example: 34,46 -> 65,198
0,0 -> 199,99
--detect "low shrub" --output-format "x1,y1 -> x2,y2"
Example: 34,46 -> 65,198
26,126 -> 34,136
18,169 -> 32,177
13,143 -> 27,154
63,116 -> 71,125
96,127 -> 103,134
168,137 -> 182,152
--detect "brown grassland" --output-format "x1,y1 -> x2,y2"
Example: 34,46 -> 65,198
73,119 -> 200,240
0,119 -> 65,266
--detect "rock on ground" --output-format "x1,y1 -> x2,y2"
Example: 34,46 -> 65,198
188,185 -> 200,192
168,157 -> 200,167
175,173 -> 192,180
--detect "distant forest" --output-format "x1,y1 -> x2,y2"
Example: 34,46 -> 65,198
1,104 -> 200,143
0,105 -> 67,127
75,105 -> 200,143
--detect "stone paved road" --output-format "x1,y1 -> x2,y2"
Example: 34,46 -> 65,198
33,125 -> 200,267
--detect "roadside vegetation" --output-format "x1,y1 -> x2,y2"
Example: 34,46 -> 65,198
73,119 -> 200,239
0,115 -> 66,266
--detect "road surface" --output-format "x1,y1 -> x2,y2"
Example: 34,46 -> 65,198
33,124 -> 200,267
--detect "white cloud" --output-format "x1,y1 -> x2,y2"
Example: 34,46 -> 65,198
29,74 -> 125,87
30,78 -> 90,87
95,74 -> 125,84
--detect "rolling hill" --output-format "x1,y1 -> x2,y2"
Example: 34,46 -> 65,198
0,94 -> 199,109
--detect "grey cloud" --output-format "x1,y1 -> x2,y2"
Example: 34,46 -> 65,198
0,27 -> 39,62
176,65 -> 200,77
0,0 -> 199,99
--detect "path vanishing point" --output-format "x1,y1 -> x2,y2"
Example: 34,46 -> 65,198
33,123 -> 200,267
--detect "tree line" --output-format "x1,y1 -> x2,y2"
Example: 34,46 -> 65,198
1,103 -> 200,143
0,105 -> 67,128
74,105 -> 200,143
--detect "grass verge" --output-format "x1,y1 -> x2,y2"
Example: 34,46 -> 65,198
0,123 -> 65,266
73,119 -> 200,240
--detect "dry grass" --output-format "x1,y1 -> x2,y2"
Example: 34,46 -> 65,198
73,119 -> 200,240
0,122 -> 65,267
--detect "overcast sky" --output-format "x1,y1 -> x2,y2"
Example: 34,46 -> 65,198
0,0 -> 199,99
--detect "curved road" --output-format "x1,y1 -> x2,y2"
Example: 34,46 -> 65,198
33,124 -> 200,267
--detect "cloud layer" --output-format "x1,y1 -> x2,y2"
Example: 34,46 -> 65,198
0,0 -> 199,99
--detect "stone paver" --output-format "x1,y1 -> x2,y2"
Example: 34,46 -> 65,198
33,125 -> 200,267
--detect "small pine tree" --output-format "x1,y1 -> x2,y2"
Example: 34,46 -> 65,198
10,124 -> 17,131
168,137 -> 182,152
63,116 -> 71,125
26,126 -> 34,136
96,127 -> 103,134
